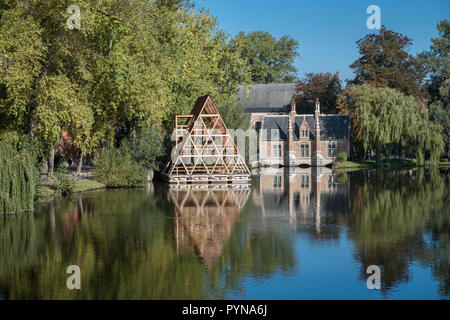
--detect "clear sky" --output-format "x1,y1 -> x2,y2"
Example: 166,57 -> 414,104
198,0 -> 450,82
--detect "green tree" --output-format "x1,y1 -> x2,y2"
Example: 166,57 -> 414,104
0,5 -> 46,134
120,125 -> 167,171
217,100 -> 249,130
294,72 -> 342,114
418,19 -> 450,158
348,84 -> 443,164
0,137 -> 36,214
350,26 -> 426,99
231,31 -> 299,84
0,0 -> 250,172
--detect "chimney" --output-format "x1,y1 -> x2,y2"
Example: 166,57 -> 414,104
289,98 -> 296,122
315,97 -> 320,116
314,98 -> 321,166
290,98 -> 296,114
287,98 -> 296,166
315,98 -> 320,137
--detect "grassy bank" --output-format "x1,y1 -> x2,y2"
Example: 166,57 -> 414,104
72,180 -> 106,193
36,179 -> 106,199
335,158 -> 450,170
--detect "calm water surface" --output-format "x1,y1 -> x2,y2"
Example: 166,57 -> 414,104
0,168 -> 448,299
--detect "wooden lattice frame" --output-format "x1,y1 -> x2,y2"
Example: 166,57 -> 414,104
164,95 -> 250,183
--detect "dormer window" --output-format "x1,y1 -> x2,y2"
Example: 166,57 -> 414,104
301,129 -> 308,138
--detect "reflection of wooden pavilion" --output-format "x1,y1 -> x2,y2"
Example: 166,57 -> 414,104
170,188 -> 250,270
163,95 -> 250,184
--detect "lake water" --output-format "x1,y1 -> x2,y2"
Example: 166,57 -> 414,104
0,167 -> 448,299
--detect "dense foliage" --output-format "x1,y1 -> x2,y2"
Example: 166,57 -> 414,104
53,166 -> 75,196
120,125 -> 167,171
294,72 -> 342,114
93,148 -> 147,187
230,31 -> 299,83
337,151 -> 348,162
0,0 -> 254,168
0,138 -> 36,213
217,100 -> 250,131
349,26 -> 426,99
418,20 -> 450,158
348,84 -> 444,164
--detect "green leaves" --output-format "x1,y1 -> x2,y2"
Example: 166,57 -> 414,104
0,7 -> 46,131
93,148 -> 147,187
231,31 -> 299,84
217,100 -> 249,131
349,84 -> 444,163
35,74 -> 93,153
419,19 -> 450,158
120,125 -> 167,171
0,138 -> 36,214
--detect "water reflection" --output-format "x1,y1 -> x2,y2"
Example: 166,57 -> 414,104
256,167 -> 350,236
348,169 -> 449,296
170,188 -> 250,270
0,168 -> 448,299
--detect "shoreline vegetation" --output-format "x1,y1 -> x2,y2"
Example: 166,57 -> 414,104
34,160 -> 450,201
36,179 -> 106,199
333,159 -> 450,170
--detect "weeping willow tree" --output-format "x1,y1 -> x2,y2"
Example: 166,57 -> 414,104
0,138 -> 36,214
348,84 -> 444,164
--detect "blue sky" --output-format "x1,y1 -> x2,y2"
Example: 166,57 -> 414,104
199,0 -> 450,82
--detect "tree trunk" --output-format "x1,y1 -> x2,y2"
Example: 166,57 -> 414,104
41,158 -> 49,175
49,147 -> 55,176
76,152 -> 83,176
376,143 -> 383,166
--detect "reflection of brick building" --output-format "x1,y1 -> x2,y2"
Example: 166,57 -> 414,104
238,84 -> 350,167
256,167 -> 350,234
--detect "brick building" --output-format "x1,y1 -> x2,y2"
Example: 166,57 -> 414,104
238,84 -> 351,167
259,98 -> 350,166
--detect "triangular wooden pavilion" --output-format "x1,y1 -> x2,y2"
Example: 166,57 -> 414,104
163,95 -> 250,183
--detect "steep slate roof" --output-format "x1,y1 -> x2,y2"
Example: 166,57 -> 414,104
261,116 -> 289,141
237,84 -> 296,113
262,114 -> 349,141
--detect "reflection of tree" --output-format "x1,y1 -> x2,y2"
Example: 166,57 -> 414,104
0,189 -> 208,299
349,169 -> 449,295
0,184 -> 297,299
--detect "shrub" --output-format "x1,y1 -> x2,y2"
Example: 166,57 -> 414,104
0,138 -> 36,213
337,151 -> 348,162
93,148 -> 147,187
53,166 -> 75,195
120,125 -> 166,171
